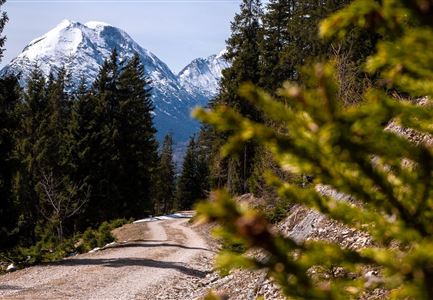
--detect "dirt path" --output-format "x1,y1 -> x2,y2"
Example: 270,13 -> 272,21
0,218 -> 214,300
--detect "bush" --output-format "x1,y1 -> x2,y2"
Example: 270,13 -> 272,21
79,227 -> 98,253
109,218 -> 131,229
79,218 -> 130,253
8,223 -> 76,265
96,221 -> 114,247
10,238 -> 75,266
264,198 -> 291,224
3,218 -> 132,267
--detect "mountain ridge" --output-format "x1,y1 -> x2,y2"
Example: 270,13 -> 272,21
1,19 -> 229,143
178,49 -> 229,99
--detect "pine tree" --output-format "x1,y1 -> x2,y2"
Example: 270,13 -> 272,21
44,68 -> 70,174
33,68 -> 90,242
275,0 -> 373,90
18,68 -> 77,243
0,0 -> 7,61
155,133 -> 176,214
68,80 -> 92,175
71,51 -> 158,222
84,49 -> 123,221
15,67 -> 49,243
198,122 -> 227,189
21,68 -> 50,171
68,80 -> 97,227
177,136 -> 209,210
211,0 -> 264,195
195,132 -> 210,200
0,75 -> 21,248
177,137 -> 198,210
260,0 -> 296,91
116,53 -> 158,218
222,0 -> 263,115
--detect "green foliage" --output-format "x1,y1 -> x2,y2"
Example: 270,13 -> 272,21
1,218 -> 130,267
74,51 -> 158,222
96,222 -> 115,247
207,0 -> 263,195
0,75 -> 21,249
154,133 -> 176,214
260,0 -> 355,91
195,0 -> 433,298
264,197 -> 292,224
0,0 -> 7,61
109,218 -> 131,229
77,218 -> 129,253
80,227 -> 98,252
5,223 -> 76,265
259,0 -> 296,90
203,0 -> 376,196
177,135 -> 210,210
79,223 -> 113,253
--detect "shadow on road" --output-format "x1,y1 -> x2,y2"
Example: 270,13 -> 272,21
47,258 -> 210,278
104,242 -> 213,252
0,284 -> 22,290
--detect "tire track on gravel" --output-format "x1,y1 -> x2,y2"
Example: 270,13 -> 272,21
0,218 -> 211,300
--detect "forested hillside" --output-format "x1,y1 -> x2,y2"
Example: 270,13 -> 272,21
0,46 -> 180,261
195,0 -> 433,298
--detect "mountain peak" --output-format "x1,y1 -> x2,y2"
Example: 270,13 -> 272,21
50,19 -> 86,32
21,19 -> 86,62
85,21 -> 113,29
57,19 -> 74,27
178,50 -> 229,98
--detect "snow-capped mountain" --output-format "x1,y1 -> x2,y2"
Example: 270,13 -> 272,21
178,50 -> 229,99
1,20 -> 228,142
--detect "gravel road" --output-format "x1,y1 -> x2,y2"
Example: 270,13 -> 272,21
0,218 -> 213,300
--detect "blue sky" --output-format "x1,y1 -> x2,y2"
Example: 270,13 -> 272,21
1,0 -> 240,72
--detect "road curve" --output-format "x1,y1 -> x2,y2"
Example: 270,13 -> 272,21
0,218 -> 212,299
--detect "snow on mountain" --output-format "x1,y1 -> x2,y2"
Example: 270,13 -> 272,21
178,49 -> 229,99
1,19 -> 222,142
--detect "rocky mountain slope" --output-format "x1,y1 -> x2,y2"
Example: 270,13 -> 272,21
1,20 -> 228,142
178,49 -> 229,99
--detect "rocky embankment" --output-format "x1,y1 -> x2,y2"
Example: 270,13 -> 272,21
188,98 -> 433,299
